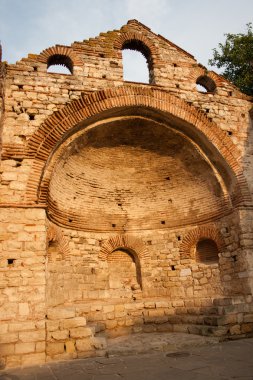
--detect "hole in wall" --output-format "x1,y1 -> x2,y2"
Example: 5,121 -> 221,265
171,265 -> 176,271
18,85 -> 23,90
68,219 -> 73,223
161,221 -> 166,225
29,114 -> 35,121
196,75 -> 216,93
165,176 -> 170,180
177,236 -> 181,241
33,66 -> 38,72
147,240 -> 152,245
227,131 -> 233,136
7,259 -> 16,266
112,223 -> 116,228
102,74 -> 106,78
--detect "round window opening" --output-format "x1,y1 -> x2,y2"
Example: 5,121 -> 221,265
196,239 -> 219,264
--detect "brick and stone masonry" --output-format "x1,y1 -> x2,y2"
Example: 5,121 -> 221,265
0,19 -> 253,368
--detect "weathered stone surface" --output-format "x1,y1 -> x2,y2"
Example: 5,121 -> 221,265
0,18 -> 253,370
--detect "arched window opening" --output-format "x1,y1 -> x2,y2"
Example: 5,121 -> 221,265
47,54 -> 73,75
107,248 -> 142,298
122,39 -> 154,84
196,75 -> 216,93
196,239 -> 219,264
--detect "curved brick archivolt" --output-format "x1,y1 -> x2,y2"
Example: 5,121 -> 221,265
25,86 -> 251,209
99,234 -> 149,261
46,220 -> 70,261
38,45 -> 83,67
180,225 -> 226,260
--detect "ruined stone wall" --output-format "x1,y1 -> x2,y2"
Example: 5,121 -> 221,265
0,20 -> 253,368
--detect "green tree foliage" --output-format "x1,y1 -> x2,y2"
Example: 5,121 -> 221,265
209,23 -> 253,95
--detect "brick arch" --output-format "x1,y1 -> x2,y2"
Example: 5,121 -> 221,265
38,45 -> 83,67
99,234 -> 149,261
189,66 -> 233,89
114,32 -> 159,62
25,86 -> 251,205
46,220 -> 70,262
179,225 -> 226,260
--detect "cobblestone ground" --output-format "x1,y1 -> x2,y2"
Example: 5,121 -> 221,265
0,334 -> 253,380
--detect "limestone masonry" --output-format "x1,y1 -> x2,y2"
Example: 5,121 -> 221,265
0,20 -> 253,369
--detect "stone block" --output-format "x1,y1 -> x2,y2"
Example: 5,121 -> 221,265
70,327 -> 93,339
105,320 -> 117,329
76,338 -> 93,352
60,317 -> 86,329
65,341 -> 76,353
229,324 -> 241,335
0,333 -> 18,344
46,342 -> 65,356
0,343 -> 15,355
241,323 -> 253,333
36,341 -> 46,352
243,314 -> 253,323
19,330 -> 45,342
15,342 -> 35,354
47,308 -> 75,320
180,268 -> 191,277
19,303 -> 29,316
51,330 -> 69,340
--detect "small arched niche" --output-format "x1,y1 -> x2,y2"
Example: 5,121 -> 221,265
122,39 -> 154,84
196,75 -> 216,93
47,54 -> 73,75
47,240 -> 64,262
195,239 -> 219,264
107,247 -> 142,297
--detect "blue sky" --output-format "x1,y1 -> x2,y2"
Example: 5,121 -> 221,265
0,0 -> 252,81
